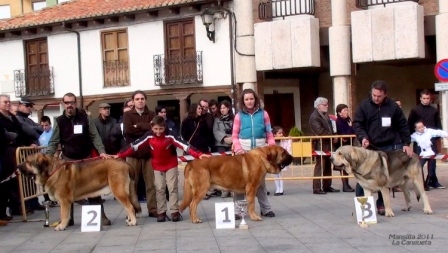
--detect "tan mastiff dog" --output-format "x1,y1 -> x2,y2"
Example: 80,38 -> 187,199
18,153 -> 141,231
180,145 -> 293,223
330,146 -> 433,217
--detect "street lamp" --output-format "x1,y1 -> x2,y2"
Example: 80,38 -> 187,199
201,8 -> 217,43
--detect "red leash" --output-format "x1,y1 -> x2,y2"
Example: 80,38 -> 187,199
47,156 -> 103,179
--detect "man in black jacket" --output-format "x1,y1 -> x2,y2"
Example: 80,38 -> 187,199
353,80 -> 412,215
408,89 -> 444,190
46,93 -> 110,226
93,102 -> 122,155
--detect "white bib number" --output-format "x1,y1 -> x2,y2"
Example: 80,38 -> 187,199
215,202 -> 235,229
74,125 -> 83,134
81,205 -> 102,232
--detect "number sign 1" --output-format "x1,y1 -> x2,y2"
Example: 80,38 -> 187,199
215,202 -> 235,229
353,196 -> 378,225
81,205 -> 102,232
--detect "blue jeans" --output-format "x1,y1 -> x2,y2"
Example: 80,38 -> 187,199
355,144 -> 403,208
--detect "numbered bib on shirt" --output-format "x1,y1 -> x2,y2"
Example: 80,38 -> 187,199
74,124 -> 83,134
215,202 -> 235,229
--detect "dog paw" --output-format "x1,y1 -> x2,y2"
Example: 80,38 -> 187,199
401,206 -> 411,211
250,215 -> 262,221
385,210 -> 395,217
126,220 -> 137,226
424,208 -> 433,215
192,218 -> 202,223
54,225 -> 66,231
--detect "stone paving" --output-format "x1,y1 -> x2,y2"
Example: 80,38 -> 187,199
1,163 -> 448,253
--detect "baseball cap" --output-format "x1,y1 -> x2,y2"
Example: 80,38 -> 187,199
19,98 -> 35,106
99,103 -> 111,108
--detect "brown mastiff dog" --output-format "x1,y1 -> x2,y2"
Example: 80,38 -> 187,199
18,153 -> 141,231
180,145 -> 293,223
330,146 -> 433,217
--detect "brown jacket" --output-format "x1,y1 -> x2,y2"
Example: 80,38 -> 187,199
123,106 -> 156,158
309,109 -> 335,151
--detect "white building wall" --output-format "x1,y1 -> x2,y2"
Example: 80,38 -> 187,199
0,40 -> 25,100
48,33 -> 79,97
78,16 -> 231,96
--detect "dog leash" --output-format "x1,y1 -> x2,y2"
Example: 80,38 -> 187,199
47,157 -> 104,179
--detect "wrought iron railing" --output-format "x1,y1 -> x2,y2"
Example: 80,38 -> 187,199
14,67 -> 54,97
103,60 -> 129,87
153,51 -> 203,86
259,0 -> 315,20
356,0 -> 419,9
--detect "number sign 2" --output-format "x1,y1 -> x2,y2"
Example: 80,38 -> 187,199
215,202 -> 235,229
81,205 -> 102,232
353,196 -> 378,225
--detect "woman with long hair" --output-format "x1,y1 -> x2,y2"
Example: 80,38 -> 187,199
232,89 -> 276,218
181,103 -> 210,153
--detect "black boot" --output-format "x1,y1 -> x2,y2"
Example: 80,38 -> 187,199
424,176 -> 431,191
342,178 -> 354,192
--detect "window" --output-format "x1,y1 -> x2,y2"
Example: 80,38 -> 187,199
14,38 -> 54,97
32,1 -> 46,11
0,5 -> 11,19
101,29 -> 129,87
164,19 -> 200,84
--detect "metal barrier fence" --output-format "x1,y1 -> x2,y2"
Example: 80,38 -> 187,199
15,146 -> 47,222
14,135 -> 356,221
265,135 -> 357,181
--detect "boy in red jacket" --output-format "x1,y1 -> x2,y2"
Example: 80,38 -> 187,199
115,116 -> 209,222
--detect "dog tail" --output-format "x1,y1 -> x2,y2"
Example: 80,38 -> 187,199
128,167 -> 142,214
179,163 -> 193,213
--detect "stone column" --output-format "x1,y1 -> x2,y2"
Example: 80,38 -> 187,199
234,0 -> 256,91
329,0 -> 351,110
437,1 -> 448,144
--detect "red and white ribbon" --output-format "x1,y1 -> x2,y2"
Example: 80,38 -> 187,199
177,151 -> 232,162
312,151 -> 448,160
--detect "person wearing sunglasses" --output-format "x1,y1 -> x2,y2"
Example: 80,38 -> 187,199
46,92 -> 110,227
15,98 -> 43,146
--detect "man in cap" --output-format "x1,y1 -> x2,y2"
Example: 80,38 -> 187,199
15,98 -> 43,146
93,102 -> 123,155
15,98 -> 45,211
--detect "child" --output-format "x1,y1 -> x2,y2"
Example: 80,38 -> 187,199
272,126 -> 292,196
115,116 -> 210,222
411,121 -> 448,189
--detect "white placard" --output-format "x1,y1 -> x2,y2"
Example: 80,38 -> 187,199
215,202 -> 235,229
81,205 -> 102,232
353,196 -> 378,225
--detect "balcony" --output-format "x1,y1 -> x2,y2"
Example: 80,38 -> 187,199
259,0 -> 315,20
356,0 -> 419,9
103,60 -> 130,87
254,0 -> 320,71
351,0 -> 424,63
14,67 -> 54,97
153,51 -> 203,86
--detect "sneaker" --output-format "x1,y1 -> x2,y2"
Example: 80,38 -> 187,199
377,206 -> 385,216
433,182 -> 446,189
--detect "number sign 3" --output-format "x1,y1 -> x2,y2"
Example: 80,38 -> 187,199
215,202 -> 236,229
353,196 -> 378,225
81,205 -> 102,232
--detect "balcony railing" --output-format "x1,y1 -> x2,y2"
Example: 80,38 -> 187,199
14,67 -> 54,97
153,51 -> 203,86
103,60 -> 130,87
259,0 -> 315,20
356,0 -> 419,9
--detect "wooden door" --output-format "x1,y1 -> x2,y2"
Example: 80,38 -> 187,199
26,39 -> 48,95
264,93 -> 295,134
